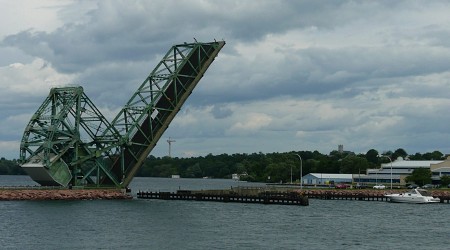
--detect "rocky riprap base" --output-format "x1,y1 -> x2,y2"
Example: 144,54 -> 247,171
0,189 -> 132,201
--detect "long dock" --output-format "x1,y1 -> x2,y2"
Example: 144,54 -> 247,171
300,189 -> 450,203
137,190 -> 309,206
302,190 -> 390,202
137,187 -> 450,205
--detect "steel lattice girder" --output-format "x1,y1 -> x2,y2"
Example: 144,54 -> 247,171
19,41 -> 225,187
107,41 -> 225,187
20,86 -> 123,186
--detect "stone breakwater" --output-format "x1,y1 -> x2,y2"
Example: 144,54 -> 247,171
0,189 -> 132,201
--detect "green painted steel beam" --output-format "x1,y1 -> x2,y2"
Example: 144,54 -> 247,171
20,41 -> 225,188
101,41 -> 225,187
20,86 -> 123,186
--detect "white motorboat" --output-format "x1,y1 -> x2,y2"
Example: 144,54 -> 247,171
384,188 -> 441,204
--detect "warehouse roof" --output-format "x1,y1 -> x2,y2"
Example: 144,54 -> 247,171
306,173 -> 353,179
381,157 -> 442,169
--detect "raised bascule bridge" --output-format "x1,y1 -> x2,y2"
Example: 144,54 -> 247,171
19,41 -> 225,189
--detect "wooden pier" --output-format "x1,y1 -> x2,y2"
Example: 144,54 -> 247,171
137,190 -> 309,206
302,190 -> 390,202
439,196 -> 450,203
137,188 -> 450,205
300,190 -> 450,203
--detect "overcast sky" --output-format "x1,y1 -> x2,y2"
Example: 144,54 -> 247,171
2,0 -> 450,160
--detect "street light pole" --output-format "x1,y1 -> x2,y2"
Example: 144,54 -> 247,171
379,155 -> 393,189
290,165 -> 293,184
387,156 -> 393,189
295,154 -> 303,190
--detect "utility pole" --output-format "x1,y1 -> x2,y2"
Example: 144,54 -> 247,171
167,137 -> 176,157
295,154 -> 303,190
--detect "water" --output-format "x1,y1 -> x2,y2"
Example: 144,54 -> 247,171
0,175 -> 449,249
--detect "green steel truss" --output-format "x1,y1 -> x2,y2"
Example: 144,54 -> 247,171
19,86 -> 123,186
19,41 -> 225,187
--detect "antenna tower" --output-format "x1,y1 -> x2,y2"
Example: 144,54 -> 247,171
167,137 -> 176,157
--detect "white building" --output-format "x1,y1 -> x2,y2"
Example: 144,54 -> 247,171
302,173 -> 353,185
430,156 -> 450,182
355,157 -> 444,186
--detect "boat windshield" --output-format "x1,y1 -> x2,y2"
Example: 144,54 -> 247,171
417,189 -> 432,196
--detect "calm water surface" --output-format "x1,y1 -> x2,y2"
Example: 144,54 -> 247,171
0,175 -> 449,249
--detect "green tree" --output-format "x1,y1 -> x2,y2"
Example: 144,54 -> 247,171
393,148 -> 407,159
431,150 -> 443,160
185,163 -> 203,178
365,149 -> 379,164
234,163 -> 247,174
0,158 -> 24,175
422,151 -> 443,160
265,162 -> 290,183
440,175 -> 450,187
340,155 -> 370,174
405,168 -> 432,186
409,152 -> 423,160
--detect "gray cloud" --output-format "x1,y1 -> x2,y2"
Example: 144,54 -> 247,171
2,0 -> 450,159
1,1 -> 408,72
211,105 -> 233,119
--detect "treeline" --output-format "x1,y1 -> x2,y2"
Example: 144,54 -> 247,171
0,158 -> 25,175
2,148 -> 446,183
136,148 -> 446,183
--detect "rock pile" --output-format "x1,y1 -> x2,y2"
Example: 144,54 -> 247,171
0,189 -> 132,201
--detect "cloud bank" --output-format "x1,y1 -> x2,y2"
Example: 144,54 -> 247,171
1,0 -> 450,159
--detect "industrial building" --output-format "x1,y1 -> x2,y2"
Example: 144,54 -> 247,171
302,173 -> 353,186
430,157 -> 450,183
301,156 -> 450,187
354,157 -> 445,187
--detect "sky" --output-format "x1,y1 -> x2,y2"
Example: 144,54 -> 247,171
2,0 -> 450,160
